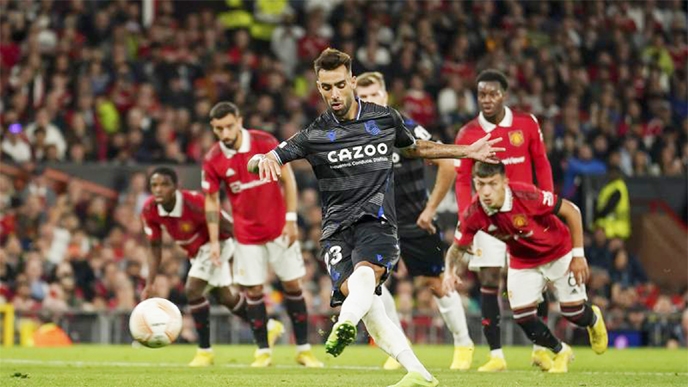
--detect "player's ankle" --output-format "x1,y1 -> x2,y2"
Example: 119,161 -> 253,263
490,348 -> 505,358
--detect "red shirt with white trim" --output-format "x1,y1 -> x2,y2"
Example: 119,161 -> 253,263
202,129 -> 286,245
457,182 -> 571,269
141,190 -> 232,258
454,107 -> 553,225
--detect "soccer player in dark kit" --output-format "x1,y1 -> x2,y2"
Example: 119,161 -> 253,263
356,71 -> 474,371
444,161 -> 608,374
249,48 -> 503,387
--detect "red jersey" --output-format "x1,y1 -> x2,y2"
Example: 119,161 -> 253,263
454,107 -> 553,224
202,129 -> 286,245
457,182 -> 571,269
141,190 -> 232,258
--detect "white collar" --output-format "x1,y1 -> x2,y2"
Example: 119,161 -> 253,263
481,186 -> 513,216
330,98 -> 363,123
220,129 -> 251,157
478,106 -> 513,132
158,190 -> 183,218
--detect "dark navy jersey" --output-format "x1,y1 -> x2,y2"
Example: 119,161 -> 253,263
272,101 -> 416,239
393,116 -> 436,238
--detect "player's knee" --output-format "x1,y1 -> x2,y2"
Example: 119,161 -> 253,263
185,285 -> 203,301
243,285 -> 264,298
280,279 -> 302,293
479,267 -> 501,287
354,262 -> 384,282
422,276 -> 445,297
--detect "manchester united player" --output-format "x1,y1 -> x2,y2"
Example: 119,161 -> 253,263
443,161 -> 608,373
141,167 -> 251,366
356,71 -> 474,371
202,102 -> 323,368
454,69 -> 554,371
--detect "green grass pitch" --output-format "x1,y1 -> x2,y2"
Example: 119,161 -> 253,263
1,344 -> 686,387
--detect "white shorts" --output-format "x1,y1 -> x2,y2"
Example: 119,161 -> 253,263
507,252 -> 587,309
188,239 -> 235,288
233,236 -> 306,286
468,231 -> 507,271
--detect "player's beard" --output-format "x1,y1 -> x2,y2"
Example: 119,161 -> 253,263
221,139 -> 237,150
329,97 -> 353,119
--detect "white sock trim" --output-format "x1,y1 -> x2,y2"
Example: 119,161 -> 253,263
256,348 -> 272,355
490,348 -> 505,358
296,344 -> 311,353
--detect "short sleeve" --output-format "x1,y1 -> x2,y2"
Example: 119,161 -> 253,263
403,116 -> 434,141
201,161 -> 221,194
391,108 -> 416,149
526,186 -> 560,216
141,213 -> 161,242
456,208 -> 480,247
272,130 -> 310,165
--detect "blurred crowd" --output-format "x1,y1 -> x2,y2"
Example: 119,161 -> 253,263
1,0 -> 687,347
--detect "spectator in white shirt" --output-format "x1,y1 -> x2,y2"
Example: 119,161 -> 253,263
24,108 -> 67,160
2,123 -> 32,163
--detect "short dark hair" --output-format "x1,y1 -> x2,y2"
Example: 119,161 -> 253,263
149,167 -> 178,185
314,48 -> 352,75
476,69 -> 509,91
472,161 -> 506,178
209,102 -> 241,120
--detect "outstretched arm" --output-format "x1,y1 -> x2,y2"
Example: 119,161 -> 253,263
399,135 -> 504,163
248,151 -> 283,181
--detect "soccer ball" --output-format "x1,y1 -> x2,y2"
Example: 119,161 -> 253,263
129,297 -> 183,348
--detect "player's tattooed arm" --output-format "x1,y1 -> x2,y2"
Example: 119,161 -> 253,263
399,136 -> 504,163
205,210 -> 219,223
205,192 -> 221,242
442,243 -> 470,293
205,191 -> 223,266
445,243 -> 470,271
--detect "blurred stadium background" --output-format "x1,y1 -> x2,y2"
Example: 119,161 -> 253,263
0,0 -> 686,352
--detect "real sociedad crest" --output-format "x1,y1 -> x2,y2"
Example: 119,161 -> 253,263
364,120 -> 381,135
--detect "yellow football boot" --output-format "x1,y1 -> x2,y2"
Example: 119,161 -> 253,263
387,372 -> 439,387
587,305 -> 609,355
449,346 -> 474,370
383,356 -> 403,370
267,319 -> 285,348
477,356 -> 507,372
549,344 -> 574,373
296,350 -> 324,368
188,349 -> 214,367
531,349 -> 553,371
251,351 -> 272,367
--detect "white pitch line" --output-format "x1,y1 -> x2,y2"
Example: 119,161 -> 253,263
1,358 -> 686,377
